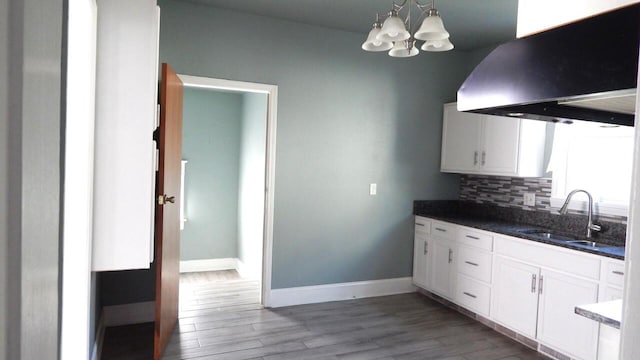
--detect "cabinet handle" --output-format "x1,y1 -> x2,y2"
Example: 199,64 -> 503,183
465,235 -> 480,240
539,275 -> 544,295
448,249 -> 453,264
464,261 -> 479,267
473,151 -> 478,165
463,292 -> 477,299
415,223 -> 425,227
481,151 -> 486,166
424,241 -> 428,255
613,271 -> 624,276
435,227 -> 447,233
531,274 -> 537,293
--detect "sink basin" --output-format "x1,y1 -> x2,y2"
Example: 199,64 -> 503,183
517,229 -> 615,248
517,229 -> 576,241
565,240 -> 613,248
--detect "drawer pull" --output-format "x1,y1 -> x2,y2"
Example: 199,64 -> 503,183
464,261 -> 479,267
463,292 -> 477,299
612,271 -> 624,276
465,235 -> 480,240
435,227 -> 447,232
415,223 -> 425,227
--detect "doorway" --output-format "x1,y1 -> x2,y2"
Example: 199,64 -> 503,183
177,75 -> 277,307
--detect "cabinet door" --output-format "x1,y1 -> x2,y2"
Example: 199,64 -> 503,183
441,104 -> 482,173
480,115 -> 520,175
413,233 -> 431,289
537,269 -> 599,360
431,238 -> 455,299
492,256 -> 539,338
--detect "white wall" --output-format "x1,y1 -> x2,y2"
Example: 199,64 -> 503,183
237,93 -> 267,279
517,0 -> 639,37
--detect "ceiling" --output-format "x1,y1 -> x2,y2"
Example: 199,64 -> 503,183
180,0 -> 519,51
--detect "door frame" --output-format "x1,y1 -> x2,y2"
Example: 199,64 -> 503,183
178,74 -> 277,307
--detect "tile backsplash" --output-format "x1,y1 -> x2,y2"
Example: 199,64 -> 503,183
459,174 -> 627,224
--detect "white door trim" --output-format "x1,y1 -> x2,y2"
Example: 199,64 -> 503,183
61,0 -> 97,359
178,74 -> 277,307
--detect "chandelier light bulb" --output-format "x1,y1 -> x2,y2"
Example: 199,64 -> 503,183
421,37 -> 454,52
389,39 -> 419,58
362,23 -> 394,51
414,8 -> 450,41
377,10 -> 410,42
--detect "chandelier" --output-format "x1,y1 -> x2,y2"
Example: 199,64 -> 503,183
362,0 -> 454,57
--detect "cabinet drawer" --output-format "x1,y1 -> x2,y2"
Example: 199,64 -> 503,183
457,227 -> 493,251
457,245 -> 492,283
414,216 -> 431,235
605,260 -> 625,287
456,274 -> 491,317
431,221 -> 455,240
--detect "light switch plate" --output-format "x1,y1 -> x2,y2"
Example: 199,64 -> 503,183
524,192 -> 536,206
370,183 -> 377,195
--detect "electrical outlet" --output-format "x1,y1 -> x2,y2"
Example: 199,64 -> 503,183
370,183 -> 377,195
524,192 -> 536,206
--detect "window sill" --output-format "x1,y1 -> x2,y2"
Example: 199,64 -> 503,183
550,197 -> 629,218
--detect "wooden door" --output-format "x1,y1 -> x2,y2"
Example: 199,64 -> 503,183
154,63 -> 183,360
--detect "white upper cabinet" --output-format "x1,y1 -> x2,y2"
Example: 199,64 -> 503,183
92,0 -> 160,271
440,103 -> 546,177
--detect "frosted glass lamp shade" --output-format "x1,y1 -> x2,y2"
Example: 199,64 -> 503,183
389,40 -> 419,58
362,26 -> 393,51
377,11 -> 410,42
414,10 -> 450,41
421,38 -> 454,52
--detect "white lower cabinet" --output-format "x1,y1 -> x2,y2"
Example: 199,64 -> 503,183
493,255 -> 599,360
537,269 -> 599,360
413,217 -> 614,360
456,273 -> 491,317
413,217 -> 432,290
413,232 -> 431,289
432,238 -> 456,299
492,256 -> 540,338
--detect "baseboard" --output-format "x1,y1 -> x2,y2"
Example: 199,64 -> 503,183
268,277 -> 416,308
102,301 -> 155,327
236,258 -> 261,280
179,258 -> 237,273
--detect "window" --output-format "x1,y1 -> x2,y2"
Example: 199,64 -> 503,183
547,121 -> 635,216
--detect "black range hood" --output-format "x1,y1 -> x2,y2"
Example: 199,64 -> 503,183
457,3 -> 640,126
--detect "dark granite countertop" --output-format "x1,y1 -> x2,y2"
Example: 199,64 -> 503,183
414,200 -> 626,260
575,299 -> 622,329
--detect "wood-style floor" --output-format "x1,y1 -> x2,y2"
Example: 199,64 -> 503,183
102,271 -> 547,360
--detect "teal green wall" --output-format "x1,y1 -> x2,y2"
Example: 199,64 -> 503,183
181,88 -> 243,260
158,0 -> 467,289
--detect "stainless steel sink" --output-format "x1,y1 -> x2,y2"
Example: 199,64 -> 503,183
565,240 -> 613,248
517,229 -> 614,248
517,229 -> 576,241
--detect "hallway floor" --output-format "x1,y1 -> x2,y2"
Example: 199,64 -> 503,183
103,271 -> 546,359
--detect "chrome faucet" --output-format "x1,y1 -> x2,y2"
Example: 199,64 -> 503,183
559,189 -> 601,238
